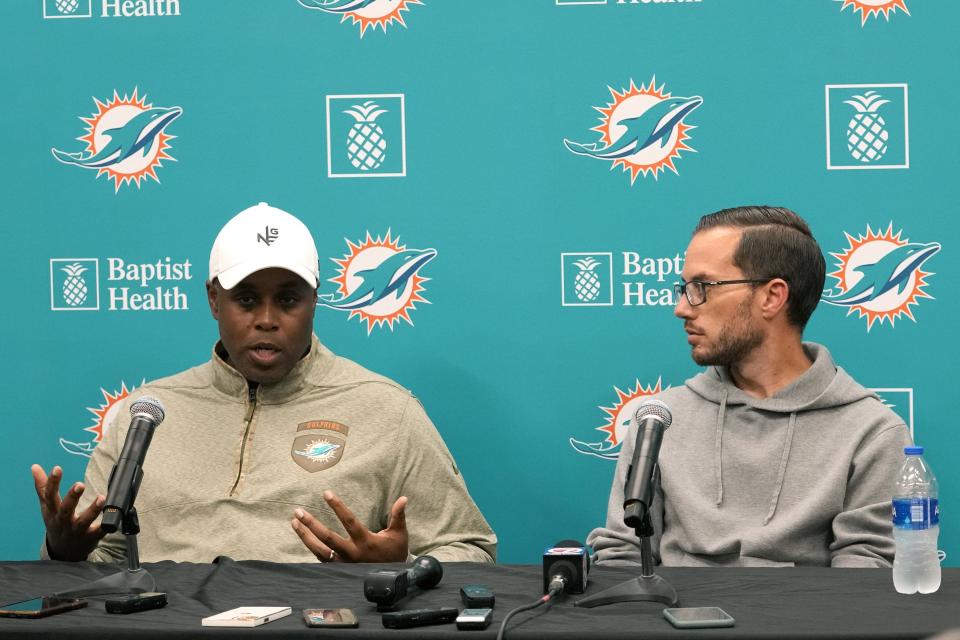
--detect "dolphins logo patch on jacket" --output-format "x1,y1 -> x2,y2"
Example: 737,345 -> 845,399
320,231 -> 436,333
298,0 -> 422,37
564,77 -> 702,185
51,89 -> 181,192
823,223 -> 939,330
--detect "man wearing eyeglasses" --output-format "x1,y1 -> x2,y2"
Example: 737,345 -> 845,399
588,206 -> 911,568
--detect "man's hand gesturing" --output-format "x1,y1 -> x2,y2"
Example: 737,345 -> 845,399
292,491 -> 409,563
32,464 -> 106,562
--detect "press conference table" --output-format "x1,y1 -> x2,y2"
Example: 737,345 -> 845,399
0,560 -> 957,639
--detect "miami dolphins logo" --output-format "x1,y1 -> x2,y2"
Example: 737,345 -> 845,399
823,224 -> 939,330
294,438 -> 341,463
837,0 -> 909,25
298,0 -> 422,36
59,381 -> 139,458
569,378 -> 665,460
319,230 -> 436,333
51,89 -> 181,192
564,77 -> 702,185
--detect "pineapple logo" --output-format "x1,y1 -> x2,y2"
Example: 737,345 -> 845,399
822,224 -> 940,331
564,77 -> 702,185
327,94 -> 406,178
573,258 -> 602,303
50,258 -> 99,311
344,101 -> 388,171
836,0 -> 909,26
826,84 -> 909,170
561,253 -> 613,306
319,231 -> 436,333
569,379 -> 667,460
43,0 -> 92,18
844,91 -> 890,163
51,88 -> 182,191
60,382 -> 140,458
298,0 -> 423,37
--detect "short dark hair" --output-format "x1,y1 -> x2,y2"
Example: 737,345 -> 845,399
694,206 -> 826,330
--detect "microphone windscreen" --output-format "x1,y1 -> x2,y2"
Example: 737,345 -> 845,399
130,396 -> 166,425
634,399 -> 672,428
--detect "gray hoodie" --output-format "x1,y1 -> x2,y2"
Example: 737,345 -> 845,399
588,343 -> 911,568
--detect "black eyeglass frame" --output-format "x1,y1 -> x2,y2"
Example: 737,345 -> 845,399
673,278 -> 775,307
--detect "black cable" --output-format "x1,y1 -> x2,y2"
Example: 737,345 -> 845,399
496,583 -> 563,640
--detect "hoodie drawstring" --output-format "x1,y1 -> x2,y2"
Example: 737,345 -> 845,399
763,411 -> 797,526
714,389 -> 728,506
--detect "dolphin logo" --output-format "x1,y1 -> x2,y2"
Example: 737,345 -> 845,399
319,248 -> 437,311
822,242 -> 941,306
59,438 -> 96,459
564,96 -> 702,160
295,442 -> 341,461
51,106 -> 182,169
568,437 -> 621,461
298,0 -> 382,12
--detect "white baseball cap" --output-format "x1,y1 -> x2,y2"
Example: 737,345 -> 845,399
208,202 -> 319,289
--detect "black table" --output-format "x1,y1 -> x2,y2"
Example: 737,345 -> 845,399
0,560 -> 956,639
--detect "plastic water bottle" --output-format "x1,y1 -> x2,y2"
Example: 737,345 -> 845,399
892,446 -> 941,594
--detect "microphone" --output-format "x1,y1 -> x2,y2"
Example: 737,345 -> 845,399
100,397 -> 166,534
364,555 -> 443,609
542,540 -> 589,595
622,399 -> 672,530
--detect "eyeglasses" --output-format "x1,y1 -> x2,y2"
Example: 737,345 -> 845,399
674,279 -> 773,307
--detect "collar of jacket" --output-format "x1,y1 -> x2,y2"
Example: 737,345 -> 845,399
209,333 -> 336,403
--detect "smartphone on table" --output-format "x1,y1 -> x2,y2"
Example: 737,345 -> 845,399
663,606 -> 735,628
0,596 -> 87,619
303,608 -> 359,628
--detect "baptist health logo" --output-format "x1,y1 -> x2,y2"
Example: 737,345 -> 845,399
43,0 -> 180,19
51,257 -> 193,311
561,251 -> 683,307
299,0 -> 422,37
837,0 -> 909,26
569,379 -> 667,460
822,224 -> 939,330
51,89 -> 182,192
826,84 -> 908,170
319,231 -> 436,333
564,77 -> 702,185
327,95 -> 406,178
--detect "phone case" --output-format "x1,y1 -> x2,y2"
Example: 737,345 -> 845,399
663,607 -> 735,629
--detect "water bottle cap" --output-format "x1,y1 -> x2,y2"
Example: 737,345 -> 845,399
904,446 -> 924,455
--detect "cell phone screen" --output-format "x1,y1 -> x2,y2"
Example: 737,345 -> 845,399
303,608 -> 359,628
0,598 -> 48,613
669,607 -> 731,622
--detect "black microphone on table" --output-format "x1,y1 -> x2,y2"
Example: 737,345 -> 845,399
542,540 -> 590,595
622,399 -> 672,530
364,555 -> 443,610
100,397 -> 166,534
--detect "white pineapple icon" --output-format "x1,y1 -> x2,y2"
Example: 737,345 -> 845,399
573,257 -> 602,302
54,0 -> 80,14
61,263 -> 89,307
844,91 -> 891,163
344,101 -> 388,171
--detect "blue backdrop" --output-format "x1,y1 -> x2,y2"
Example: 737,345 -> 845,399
1,0 -> 956,565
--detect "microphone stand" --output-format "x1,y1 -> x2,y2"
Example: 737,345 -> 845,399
575,468 -> 678,608
54,507 -> 156,598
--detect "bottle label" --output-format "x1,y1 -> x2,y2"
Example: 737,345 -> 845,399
892,497 -> 940,529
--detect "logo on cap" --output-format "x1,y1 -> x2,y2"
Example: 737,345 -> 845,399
257,226 -> 279,246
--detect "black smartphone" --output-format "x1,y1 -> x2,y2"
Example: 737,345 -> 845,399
381,606 -> 458,629
105,592 -> 168,614
303,608 -> 359,628
0,596 -> 87,619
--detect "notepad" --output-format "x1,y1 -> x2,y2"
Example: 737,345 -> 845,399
201,606 -> 291,627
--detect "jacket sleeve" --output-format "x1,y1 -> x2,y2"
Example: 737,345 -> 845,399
830,422 -> 912,568
39,400 -> 130,564
388,395 -> 497,563
586,422 -> 663,566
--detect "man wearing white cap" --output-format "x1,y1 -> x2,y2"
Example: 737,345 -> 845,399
32,202 -> 497,564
